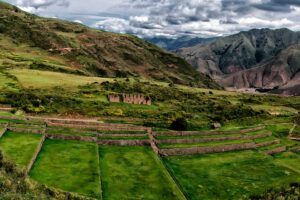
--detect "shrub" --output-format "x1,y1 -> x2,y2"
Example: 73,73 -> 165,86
0,23 -> 5,33
170,118 -> 188,131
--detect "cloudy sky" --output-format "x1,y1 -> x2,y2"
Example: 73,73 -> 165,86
3,0 -> 300,38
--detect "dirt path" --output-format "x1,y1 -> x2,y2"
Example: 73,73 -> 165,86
288,124 -> 297,137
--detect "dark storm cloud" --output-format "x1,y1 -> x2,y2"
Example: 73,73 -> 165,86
254,0 -> 300,12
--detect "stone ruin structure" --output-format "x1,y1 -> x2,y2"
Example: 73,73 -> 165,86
108,94 -> 121,103
108,94 -> 151,105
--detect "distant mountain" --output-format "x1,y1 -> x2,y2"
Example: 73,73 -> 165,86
146,36 -> 217,51
0,1 -> 220,89
176,28 -> 300,95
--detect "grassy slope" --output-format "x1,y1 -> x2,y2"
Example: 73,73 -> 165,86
30,139 -> 101,198
0,131 -> 41,170
163,151 -> 300,200
99,146 -> 185,200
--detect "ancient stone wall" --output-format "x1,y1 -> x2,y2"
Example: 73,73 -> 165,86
97,139 -> 150,146
265,146 -> 286,155
24,134 -> 46,176
108,93 -> 151,105
47,122 -> 147,131
156,132 -> 272,144
7,127 -> 44,134
108,94 -> 120,103
159,142 -> 257,156
147,128 -> 159,155
97,133 -> 146,137
254,140 -> 280,148
46,134 -> 97,142
0,125 -> 7,138
9,123 -> 45,129
154,126 -> 265,137
290,147 -> 300,153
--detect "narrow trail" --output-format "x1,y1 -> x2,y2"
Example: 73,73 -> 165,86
288,123 -> 297,137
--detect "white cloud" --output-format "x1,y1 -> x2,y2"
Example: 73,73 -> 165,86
5,0 -> 300,38
16,0 -> 69,13
73,19 -> 83,24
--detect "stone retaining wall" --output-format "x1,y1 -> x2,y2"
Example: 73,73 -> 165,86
255,140 -> 280,148
159,142 -> 257,156
9,123 -> 46,129
265,146 -> 286,155
46,134 -> 97,142
0,116 -> 44,123
0,125 -> 7,138
47,119 -> 141,127
97,139 -> 150,146
157,132 -> 272,144
24,134 -> 46,176
48,122 -> 147,131
47,127 -> 98,135
7,127 -> 44,134
98,133 -> 146,137
96,127 -> 146,131
154,126 -> 265,137
290,147 -> 300,153
147,128 -> 159,154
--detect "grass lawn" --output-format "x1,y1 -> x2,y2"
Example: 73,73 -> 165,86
163,150 -> 300,200
0,131 -> 41,169
30,139 -> 101,198
99,146 -> 185,200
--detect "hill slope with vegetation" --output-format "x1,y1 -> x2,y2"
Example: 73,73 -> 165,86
0,1 -> 219,89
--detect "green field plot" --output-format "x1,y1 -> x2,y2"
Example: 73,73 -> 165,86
163,151 -> 300,200
0,131 -> 41,169
30,140 -> 101,198
99,146 -> 185,200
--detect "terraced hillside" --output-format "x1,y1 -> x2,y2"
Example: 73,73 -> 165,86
0,1 -> 219,88
0,113 -> 299,199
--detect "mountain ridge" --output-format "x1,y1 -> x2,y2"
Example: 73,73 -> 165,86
146,36 -> 217,51
176,28 -> 300,95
